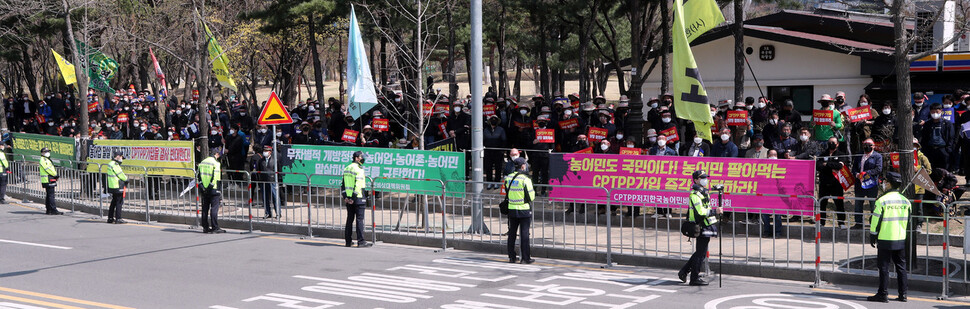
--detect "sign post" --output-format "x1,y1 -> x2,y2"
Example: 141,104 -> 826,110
258,91 -> 294,221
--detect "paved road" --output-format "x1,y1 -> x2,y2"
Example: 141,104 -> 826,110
0,202 -> 964,309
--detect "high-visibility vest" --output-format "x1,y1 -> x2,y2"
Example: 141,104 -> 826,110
870,191 -> 911,242
504,173 -> 534,210
688,189 -> 718,226
0,152 -> 8,173
39,157 -> 56,184
342,163 -> 365,198
106,160 -> 128,189
198,156 -> 221,189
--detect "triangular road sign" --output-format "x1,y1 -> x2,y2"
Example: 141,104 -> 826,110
258,91 -> 294,125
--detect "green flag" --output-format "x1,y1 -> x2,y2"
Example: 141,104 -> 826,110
75,40 -> 118,94
673,0 -> 724,142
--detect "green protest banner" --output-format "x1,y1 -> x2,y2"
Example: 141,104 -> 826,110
10,133 -> 77,167
278,144 -> 465,195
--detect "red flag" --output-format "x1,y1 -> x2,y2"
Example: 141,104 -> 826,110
149,47 -> 167,97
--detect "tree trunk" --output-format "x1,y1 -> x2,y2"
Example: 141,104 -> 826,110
891,0 -> 915,196
20,45 -> 39,102
513,56 -> 522,100
538,18 -> 549,98
309,12 -> 325,114
498,3 -> 508,98
733,0 -> 745,103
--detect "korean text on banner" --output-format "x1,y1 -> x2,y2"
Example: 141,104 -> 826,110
278,144 -> 466,196
342,129 -> 359,143
846,106 -> 872,122
483,105 -> 496,117
588,127 -> 608,142
834,164 -> 855,191
11,133 -> 77,167
660,127 -> 680,142
726,110 -> 748,126
559,118 -> 579,130
813,109 -> 833,126
619,147 -> 642,155
536,129 -> 555,143
84,140 -> 194,177
372,119 -> 389,132
547,153 -> 816,215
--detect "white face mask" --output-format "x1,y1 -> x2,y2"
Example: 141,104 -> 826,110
931,113 -> 942,120
176,110 -> 182,115
882,109 -> 892,115
519,110 -> 527,115
661,117 -> 671,123
616,134 -> 624,140
720,134 -> 730,141
694,137 -> 703,144
768,156 -> 778,159
746,105 -> 754,110
769,119 -> 778,125
698,178 -> 709,187
657,139 -> 667,146
799,135 -> 809,142
211,130 -> 218,135
454,107 -> 461,113
564,110 -> 572,117
259,129 -> 267,133
626,143 -> 634,148
756,102 -> 766,109
915,102 -> 923,107
276,132 -> 283,137
510,154 -> 519,160
141,126 -> 148,131
263,151 -> 271,157
648,137 -> 657,143
650,103 -> 659,108
43,152 -> 51,158
600,144 -> 609,151
859,102 -> 868,106
230,129 -> 236,135
240,112 -> 246,116
710,111 -> 717,118
944,104 -> 953,109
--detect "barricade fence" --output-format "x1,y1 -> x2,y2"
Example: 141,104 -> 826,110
5,156 -> 967,298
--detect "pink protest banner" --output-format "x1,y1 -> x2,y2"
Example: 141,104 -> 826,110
547,153 -> 816,215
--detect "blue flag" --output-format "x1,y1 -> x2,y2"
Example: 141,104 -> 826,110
346,5 -> 379,120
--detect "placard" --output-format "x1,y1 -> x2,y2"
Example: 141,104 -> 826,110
342,129 -> 359,143
726,110 -> 748,126
813,109 -> 833,126
559,118 -> 579,130
372,119 -> 389,132
846,106 -> 872,122
588,127 -> 608,142
422,103 -> 433,117
536,129 -> 555,143
574,147 -> 592,154
889,151 -> 918,169
88,102 -> 98,113
619,147 -> 641,155
660,126 -> 679,143
117,113 -> 129,123
943,108 -> 955,122
483,104 -> 496,117
834,164 -> 854,191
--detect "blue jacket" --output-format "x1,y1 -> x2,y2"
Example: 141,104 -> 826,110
852,151 -> 882,179
648,145 -> 677,156
712,141 -> 739,158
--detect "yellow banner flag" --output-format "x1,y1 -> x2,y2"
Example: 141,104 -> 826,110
202,23 -> 238,92
51,49 -> 76,86
673,0 -> 724,142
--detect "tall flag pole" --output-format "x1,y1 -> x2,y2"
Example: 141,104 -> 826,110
673,0 -> 724,142
346,5 -> 379,120
149,47 -> 168,97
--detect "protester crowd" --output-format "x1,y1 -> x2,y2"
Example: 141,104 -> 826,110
5,86 -> 970,227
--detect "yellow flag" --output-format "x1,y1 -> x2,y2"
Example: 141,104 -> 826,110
673,0 -> 724,142
202,23 -> 238,92
51,49 -> 77,86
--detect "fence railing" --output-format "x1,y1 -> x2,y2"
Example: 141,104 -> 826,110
5,156 -> 967,299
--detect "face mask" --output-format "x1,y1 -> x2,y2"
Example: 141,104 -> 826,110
564,110 -> 572,117
781,131 -> 790,137
755,141 -> 764,148
882,109 -> 891,115
276,132 -> 283,137
616,134 -> 624,140
47,122 -> 53,126
176,110 -> 182,115
240,112 -> 246,116
600,144 -> 609,151
720,134 -> 730,141
107,124 -> 113,128
828,141 -> 838,150
746,105 -> 754,110
859,102 -> 868,106
698,178 -> 709,187
42,152 -> 50,158
799,135 -> 809,142
510,154 -> 519,160
931,113 -> 942,120
454,107 -> 461,113
295,129 -> 302,134
537,122 -> 547,128
141,126 -> 148,131
863,144 -> 874,153
263,151 -> 271,157
661,117 -> 671,123
694,137 -> 703,144
944,104 -> 953,109
650,103 -> 659,108
648,137 -> 657,143
124,107 -> 130,110
489,119 -> 499,126
230,129 -> 236,135
767,156 -> 777,159
259,129 -> 267,134
519,110 -> 527,115
626,143 -> 634,148
211,130 -> 218,135
915,102 -> 923,107
144,107 -> 150,111
756,102 -> 766,109
769,119 -> 778,125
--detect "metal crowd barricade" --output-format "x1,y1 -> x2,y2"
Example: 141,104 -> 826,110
944,200 -> 970,299
247,172 -> 310,235
220,169 -> 253,232
143,167 -> 201,226
369,177 -> 447,250
306,173 -> 344,232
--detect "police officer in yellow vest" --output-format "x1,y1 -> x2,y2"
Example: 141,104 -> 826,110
39,147 -> 61,215
198,150 -> 225,233
343,151 -> 371,247
679,170 -> 718,286
106,150 -> 128,224
867,191 -> 910,303
505,157 -> 535,264
0,143 -> 9,204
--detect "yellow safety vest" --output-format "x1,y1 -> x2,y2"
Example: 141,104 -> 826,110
504,173 -> 534,210
688,189 -> 718,226
198,156 -> 221,189
0,152 -> 8,173
39,157 -> 56,184
870,191 -> 911,242
106,160 -> 128,189
342,162 -> 366,198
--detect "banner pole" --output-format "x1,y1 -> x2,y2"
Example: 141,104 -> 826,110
272,125 -> 281,219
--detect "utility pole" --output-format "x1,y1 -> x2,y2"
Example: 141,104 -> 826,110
467,0 -> 487,234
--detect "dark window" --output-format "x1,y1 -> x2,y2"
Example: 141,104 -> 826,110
768,86 -> 814,115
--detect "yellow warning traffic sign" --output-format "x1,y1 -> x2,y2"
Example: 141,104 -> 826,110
257,91 -> 294,125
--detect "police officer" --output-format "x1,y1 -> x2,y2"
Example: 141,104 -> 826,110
39,147 -> 61,215
678,170 -> 718,286
106,150 -> 128,224
198,150 -> 225,233
343,151 -> 371,247
867,191 -> 911,302
0,143 -> 8,203
505,157 -> 535,264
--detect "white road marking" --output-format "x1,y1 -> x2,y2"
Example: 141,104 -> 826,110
0,239 -> 72,250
